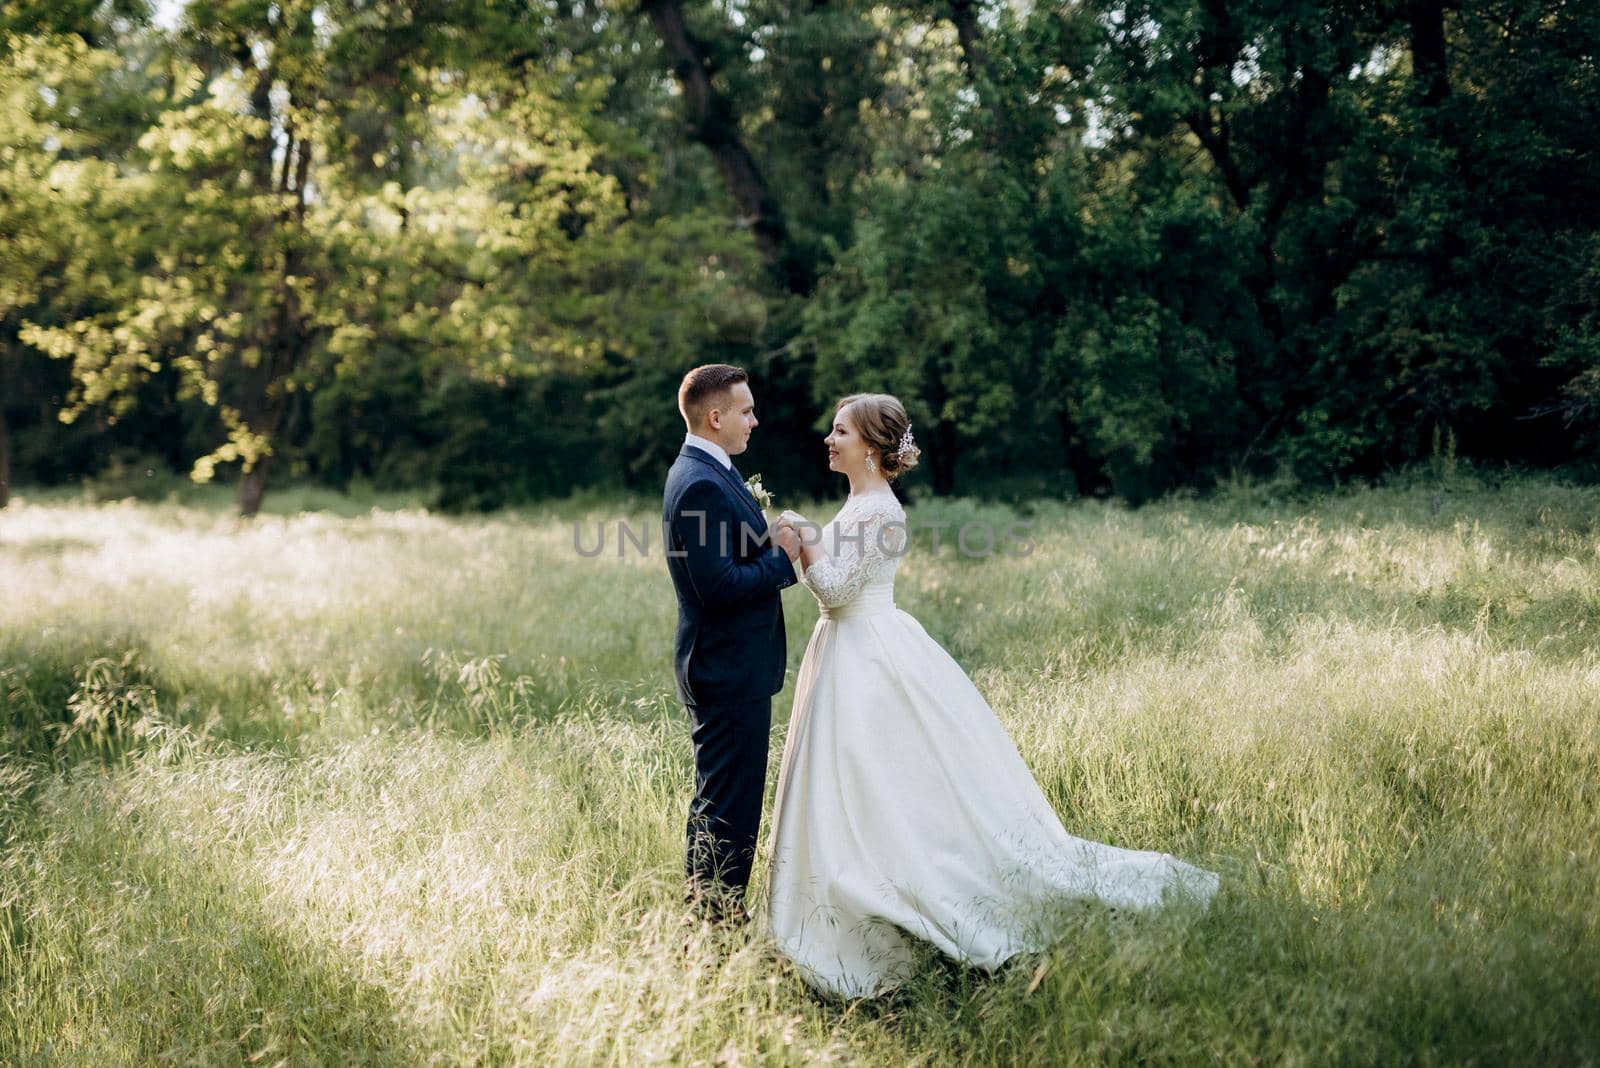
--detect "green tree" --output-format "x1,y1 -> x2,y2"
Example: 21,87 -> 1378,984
0,29 -> 152,508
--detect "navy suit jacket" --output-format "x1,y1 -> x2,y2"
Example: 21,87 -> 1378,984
662,444 -> 797,708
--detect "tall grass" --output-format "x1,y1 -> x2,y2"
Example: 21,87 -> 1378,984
3,469 -> 1598,1064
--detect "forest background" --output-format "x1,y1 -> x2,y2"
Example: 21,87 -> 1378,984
2,0 -> 1597,514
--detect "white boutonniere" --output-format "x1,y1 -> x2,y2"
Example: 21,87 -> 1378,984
744,473 -> 774,511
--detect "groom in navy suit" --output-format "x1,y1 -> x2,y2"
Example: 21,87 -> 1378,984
663,364 -> 801,926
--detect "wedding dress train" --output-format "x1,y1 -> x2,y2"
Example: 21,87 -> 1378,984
764,489 -> 1219,999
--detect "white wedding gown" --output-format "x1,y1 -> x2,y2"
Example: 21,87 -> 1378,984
764,489 -> 1219,999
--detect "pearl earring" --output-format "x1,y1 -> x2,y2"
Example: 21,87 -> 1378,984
865,452 -> 877,474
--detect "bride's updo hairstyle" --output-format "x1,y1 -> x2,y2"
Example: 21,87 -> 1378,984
837,393 -> 921,481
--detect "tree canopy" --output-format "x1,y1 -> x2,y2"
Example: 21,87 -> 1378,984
2,0 -> 1595,512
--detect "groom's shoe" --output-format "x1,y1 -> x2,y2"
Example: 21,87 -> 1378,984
684,881 -> 750,928
677,910 -> 751,959
692,903 -> 751,936
679,887 -> 755,956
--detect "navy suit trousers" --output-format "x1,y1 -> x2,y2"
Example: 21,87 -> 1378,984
684,694 -> 772,919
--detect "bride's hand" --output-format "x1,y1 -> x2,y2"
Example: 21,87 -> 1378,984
776,511 -> 821,564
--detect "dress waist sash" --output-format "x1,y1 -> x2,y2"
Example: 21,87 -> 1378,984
818,585 -> 896,621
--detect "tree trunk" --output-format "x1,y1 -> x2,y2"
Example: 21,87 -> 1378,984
930,419 -> 957,495
775,0 -> 835,219
640,0 -> 814,296
230,58 -> 313,520
0,402 -> 10,509
237,455 -> 272,518
946,0 -> 1009,146
1060,409 -> 1109,497
926,362 -> 958,494
1409,0 -> 1451,107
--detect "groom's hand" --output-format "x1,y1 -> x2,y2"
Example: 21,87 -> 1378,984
774,523 -> 800,561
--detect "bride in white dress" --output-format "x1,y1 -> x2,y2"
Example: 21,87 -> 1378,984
763,393 -> 1219,999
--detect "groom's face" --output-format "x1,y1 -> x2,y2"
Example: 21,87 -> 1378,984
706,382 -> 758,455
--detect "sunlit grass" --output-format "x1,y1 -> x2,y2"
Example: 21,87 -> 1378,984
3,468 -> 1599,1063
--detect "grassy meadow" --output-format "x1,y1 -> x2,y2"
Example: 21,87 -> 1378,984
3,470 -> 1599,1064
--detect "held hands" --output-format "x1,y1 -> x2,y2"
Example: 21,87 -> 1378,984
772,509 -> 813,564
773,521 -> 801,561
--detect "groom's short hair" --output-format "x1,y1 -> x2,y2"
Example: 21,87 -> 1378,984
678,364 -> 749,429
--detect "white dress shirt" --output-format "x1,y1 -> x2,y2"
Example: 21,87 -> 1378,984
684,432 -> 732,470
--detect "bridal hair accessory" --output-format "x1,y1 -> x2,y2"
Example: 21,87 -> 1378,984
895,423 -> 916,461
745,473 -> 774,511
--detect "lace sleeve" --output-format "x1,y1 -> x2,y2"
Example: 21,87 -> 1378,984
800,495 -> 908,608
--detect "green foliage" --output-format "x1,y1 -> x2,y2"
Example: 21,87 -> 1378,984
803,154 -> 1040,491
1077,0 -> 1600,489
2,0 -> 1596,508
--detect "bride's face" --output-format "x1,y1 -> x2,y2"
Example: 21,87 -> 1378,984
824,406 -> 870,475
